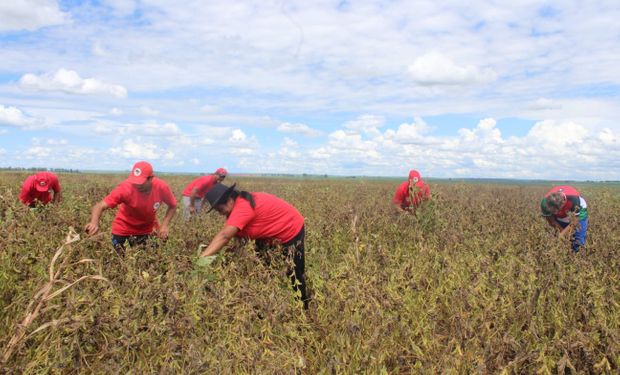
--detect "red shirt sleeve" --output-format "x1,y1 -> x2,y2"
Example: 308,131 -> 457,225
423,184 -> 430,199
103,184 -> 126,209
226,198 -> 256,231
161,182 -> 177,208
19,176 -> 34,204
392,182 -> 407,205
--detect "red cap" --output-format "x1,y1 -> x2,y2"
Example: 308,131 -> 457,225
215,167 -> 227,176
34,173 -> 51,192
127,161 -> 154,184
408,170 -> 424,187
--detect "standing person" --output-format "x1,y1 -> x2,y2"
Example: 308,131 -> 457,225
393,169 -> 431,213
181,167 -> 227,220
197,183 -> 310,309
19,171 -> 62,207
84,161 -> 177,255
540,185 -> 588,253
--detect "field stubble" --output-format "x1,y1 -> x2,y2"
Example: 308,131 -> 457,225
0,173 -> 619,373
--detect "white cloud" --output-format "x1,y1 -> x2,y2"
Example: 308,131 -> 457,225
19,69 -> 128,98
0,0 -> 67,32
25,146 -> 52,158
527,97 -> 562,110
110,108 -> 123,116
0,105 -> 40,128
408,52 -> 497,86
277,122 -> 321,137
344,115 -> 384,137
229,129 -> 247,142
110,139 -> 162,160
139,106 -> 159,116
526,120 -> 587,149
46,138 -> 68,145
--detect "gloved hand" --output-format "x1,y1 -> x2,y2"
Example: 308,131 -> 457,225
196,255 -> 217,267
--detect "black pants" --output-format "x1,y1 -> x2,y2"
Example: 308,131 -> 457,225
255,226 -> 309,309
111,234 -> 152,256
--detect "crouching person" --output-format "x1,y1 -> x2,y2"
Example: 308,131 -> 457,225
84,161 -> 177,255
197,183 -> 309,309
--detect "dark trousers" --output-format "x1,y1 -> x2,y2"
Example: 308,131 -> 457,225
111,234 -> 152,256
255,226 -> 309,309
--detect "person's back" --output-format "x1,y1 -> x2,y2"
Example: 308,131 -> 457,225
19,172 -> 61,206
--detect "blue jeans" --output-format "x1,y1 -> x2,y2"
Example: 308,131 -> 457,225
558,218 -> 588,253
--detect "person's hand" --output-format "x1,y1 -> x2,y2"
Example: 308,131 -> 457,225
196,255 -> 217,267
158,225 -> 169,239
84,222 -> 99,235
189,205 -> 196,214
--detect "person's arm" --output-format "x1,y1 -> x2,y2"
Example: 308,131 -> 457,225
200,225 -> 239,257
52,189 -> 62,203
545,216 -> 562,231
189,187 -> 199,213
157,205 -> 177,239
85,201 -> 110,235
19,180 -> 32,205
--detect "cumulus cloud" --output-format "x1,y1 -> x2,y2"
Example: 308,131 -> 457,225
110,139 -> 164,160
110,107 -> 123,116
25,146 -> 52,158
229,129 -> 247,142
277,122 -> 322,137
344,115 -> 384,137
408,52 -> 497,86
0,105 -> 40,128
19,69 -> 128,98
0,0 -> 67,32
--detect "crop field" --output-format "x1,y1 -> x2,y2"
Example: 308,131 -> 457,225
1,172 -> 619,373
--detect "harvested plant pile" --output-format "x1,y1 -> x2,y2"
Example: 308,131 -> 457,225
1,172 -> 619,373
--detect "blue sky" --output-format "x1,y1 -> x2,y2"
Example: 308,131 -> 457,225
0,0 -> 619,180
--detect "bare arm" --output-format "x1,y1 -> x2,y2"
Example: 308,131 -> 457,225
52,189 -> 62,203
157,205 -> 177,239
85,201 -> 110,235
189,187 -> 199,212
545,216 -> 562,231
200,225 -> 239,257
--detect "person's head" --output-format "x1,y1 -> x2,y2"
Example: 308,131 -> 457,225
542,192 -> 565,214
126,161 -> 154,193
206,183 -> 237,217
215,167 -> 228,183
33,172 -> 51,192
408,170 -> 423,186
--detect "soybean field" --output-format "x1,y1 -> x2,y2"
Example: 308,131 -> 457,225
1,172 -> 619,373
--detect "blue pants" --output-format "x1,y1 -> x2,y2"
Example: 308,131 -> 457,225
558,218 -> 588,253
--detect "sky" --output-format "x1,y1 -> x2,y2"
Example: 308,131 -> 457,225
0,0 -> 619,180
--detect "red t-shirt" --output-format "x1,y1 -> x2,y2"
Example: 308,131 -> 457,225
103,177 -> 177,236
542,185 -> 584,220
182,175 -> 217,198
19,172 -> 61,205
225,192 -> 304,244
392,180 -> 431,208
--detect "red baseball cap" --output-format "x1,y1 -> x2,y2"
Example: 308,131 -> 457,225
215,167 -> 227,176
34,173 -> 51,192
127,161 -> 154,184
408,170 -> 424,186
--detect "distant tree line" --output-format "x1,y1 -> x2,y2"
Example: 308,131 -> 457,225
0,167 -> 81,173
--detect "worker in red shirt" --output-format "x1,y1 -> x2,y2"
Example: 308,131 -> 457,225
181,167 -> 227,220
197,183 -> 309,309
84,161 -> 177,255
393,170 -> 431,213
540,185 -> 588,253
19,171 -> 62,207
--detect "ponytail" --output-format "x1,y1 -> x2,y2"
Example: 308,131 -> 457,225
231,190 -> 256,209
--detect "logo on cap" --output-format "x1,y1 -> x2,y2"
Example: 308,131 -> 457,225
412,177 -> 419,183
133,168 -> 142,177
39,181 -> 47,186
153,202 -> 161,210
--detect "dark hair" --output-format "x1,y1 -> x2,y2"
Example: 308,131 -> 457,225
231,189 -> 255,209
